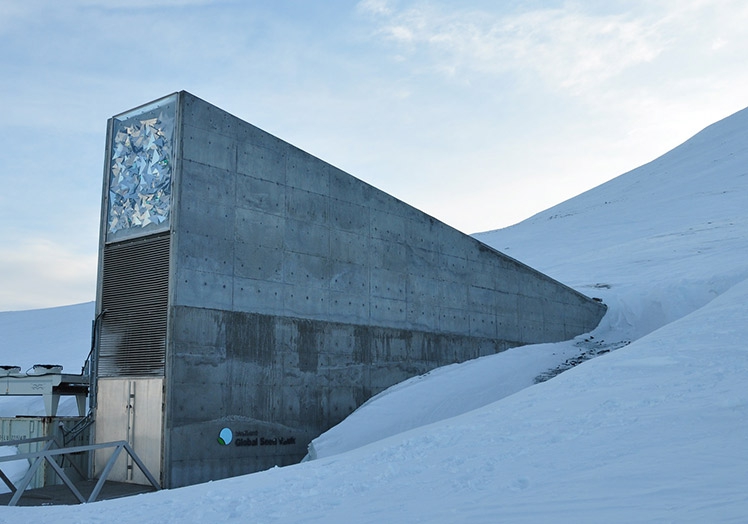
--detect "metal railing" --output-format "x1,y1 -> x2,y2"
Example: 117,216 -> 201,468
0,436 -> 160,506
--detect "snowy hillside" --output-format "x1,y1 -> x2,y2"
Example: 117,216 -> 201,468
2,106 -> 748,522
0,302 -> 93,417
476,106 -> 748,340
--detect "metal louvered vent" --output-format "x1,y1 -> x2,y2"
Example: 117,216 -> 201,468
99,234 -> 170,377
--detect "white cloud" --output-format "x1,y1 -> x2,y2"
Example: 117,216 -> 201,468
358,0 -> 394,16
710,38 -> 727,51
387,24 -> 416,42
356,0 -> 748,97
359,2 -> 668,93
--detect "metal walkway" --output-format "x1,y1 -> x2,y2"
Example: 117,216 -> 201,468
0,436 -> 160,506
0,479 -> 156,506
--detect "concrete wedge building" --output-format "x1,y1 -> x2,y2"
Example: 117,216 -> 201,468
92,91 -> 606,488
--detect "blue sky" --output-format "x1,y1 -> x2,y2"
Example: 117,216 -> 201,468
1,0 -> 747,311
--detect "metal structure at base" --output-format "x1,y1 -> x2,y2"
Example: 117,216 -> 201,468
0,436 -> 160,506
0,371 -> 89,417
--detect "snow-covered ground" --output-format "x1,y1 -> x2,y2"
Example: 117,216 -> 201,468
1,106 -> 747,522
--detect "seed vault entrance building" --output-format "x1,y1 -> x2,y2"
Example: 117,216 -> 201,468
93,91 -> 606,488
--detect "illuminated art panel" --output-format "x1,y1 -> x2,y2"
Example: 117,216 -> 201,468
107,95 -> 176,242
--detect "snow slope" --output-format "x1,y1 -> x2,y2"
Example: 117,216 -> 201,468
2,106 -> 748,522
476,106 -> 748,340
0,302 -> 93,417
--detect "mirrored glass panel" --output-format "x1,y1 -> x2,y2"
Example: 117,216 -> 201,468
106,95 -> 176,242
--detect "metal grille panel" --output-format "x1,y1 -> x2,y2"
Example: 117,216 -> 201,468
99,234 -> 170,377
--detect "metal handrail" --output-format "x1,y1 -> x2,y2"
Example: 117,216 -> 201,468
1,435 -> 87,483
0,436 -> 60,495
0,438 -> 160,506
0,435 -> 57,448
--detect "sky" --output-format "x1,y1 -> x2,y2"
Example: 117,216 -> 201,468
1,0 -> 748,311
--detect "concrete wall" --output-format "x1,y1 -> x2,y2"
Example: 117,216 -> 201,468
161,91 -> 606,487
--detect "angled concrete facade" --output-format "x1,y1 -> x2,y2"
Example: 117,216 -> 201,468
93,91 -> 606,489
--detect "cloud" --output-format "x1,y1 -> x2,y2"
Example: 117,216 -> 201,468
358,1 -> 668,93
356,0 -> 748,97
710,38 -> 727,51
358,0 -> 394,16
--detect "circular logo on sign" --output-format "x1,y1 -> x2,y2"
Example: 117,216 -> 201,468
217,427 -> 233,446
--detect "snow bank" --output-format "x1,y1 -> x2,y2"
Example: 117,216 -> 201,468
305,338 -> 585,460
